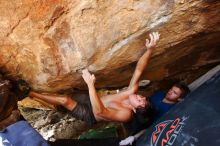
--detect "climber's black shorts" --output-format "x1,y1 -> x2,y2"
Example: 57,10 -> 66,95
67,93 -> 97,126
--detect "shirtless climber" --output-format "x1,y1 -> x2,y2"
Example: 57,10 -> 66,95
28,32 -> 160,125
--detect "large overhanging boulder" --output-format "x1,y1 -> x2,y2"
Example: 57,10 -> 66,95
0,0 -> 219,92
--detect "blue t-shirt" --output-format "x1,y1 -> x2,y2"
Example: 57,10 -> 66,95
150,91 -> 174,121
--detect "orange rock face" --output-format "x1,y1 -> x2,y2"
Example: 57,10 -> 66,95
0,0 -> 219,92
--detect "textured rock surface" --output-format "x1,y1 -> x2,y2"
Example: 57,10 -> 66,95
18,107 -> 89,140
0,0 -> 219,92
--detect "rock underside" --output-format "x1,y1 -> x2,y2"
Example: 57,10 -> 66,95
0,0 -> 219,92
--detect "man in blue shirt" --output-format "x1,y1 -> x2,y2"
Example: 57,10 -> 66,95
149,82 -> 190,122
